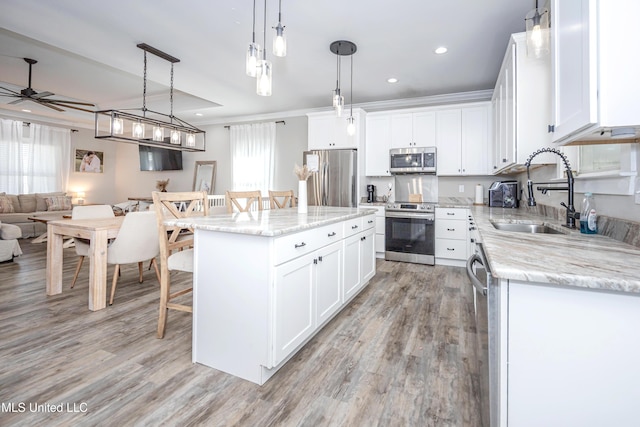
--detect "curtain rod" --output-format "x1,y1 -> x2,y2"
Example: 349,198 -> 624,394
224,120 -> 285,129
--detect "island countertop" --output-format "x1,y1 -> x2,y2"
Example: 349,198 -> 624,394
165,206 -> 376,237
470,206 -> 640,294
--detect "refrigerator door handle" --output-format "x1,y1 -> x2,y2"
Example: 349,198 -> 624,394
322,161 -> 329,205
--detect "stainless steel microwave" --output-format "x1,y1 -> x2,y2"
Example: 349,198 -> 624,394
389,147 -> 436,174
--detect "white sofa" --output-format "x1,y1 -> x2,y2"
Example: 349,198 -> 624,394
0,192 -> 73,238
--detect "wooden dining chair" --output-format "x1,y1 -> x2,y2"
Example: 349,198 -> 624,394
268,190 -> 296,209
152,190 -> 209,339
225,190 -> 263,213
70,204 -> 115,288
107,211 -> 161,305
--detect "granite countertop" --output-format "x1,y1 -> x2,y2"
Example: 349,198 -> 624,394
165,206 -> 377,237
471,206 -> 640,294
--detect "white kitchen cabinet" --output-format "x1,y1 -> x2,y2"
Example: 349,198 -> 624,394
435,207 -> 469,266
343,215 -> 375,301
360,204 -> 386,258
365,114 -> 391,176
314,240 -> 343,327
491,32 -> 553,174
549,0 -> 640,145
493,278 -> 640,427
390,111 -> 436,148
307,108 -> 366,150
436,103 -> 491,176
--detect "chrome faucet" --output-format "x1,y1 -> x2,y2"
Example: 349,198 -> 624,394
524,148 -> 577,229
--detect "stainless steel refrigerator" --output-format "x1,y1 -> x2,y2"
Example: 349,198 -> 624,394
303,149 -> 357,207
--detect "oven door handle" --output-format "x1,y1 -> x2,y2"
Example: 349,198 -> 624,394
466,254 -> 487,296
385,211 -> 434,220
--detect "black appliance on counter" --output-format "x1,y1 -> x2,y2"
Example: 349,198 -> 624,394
488,181 -> 519,208
367,185 -> 376,203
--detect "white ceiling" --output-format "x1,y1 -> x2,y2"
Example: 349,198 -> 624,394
0,0 -> 536,128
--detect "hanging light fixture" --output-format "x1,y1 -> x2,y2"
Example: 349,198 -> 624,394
256,0 -> 272,96
346,45 -> 357,136
525,0 -> 550,58
246,0 -> 260,77
272,0 -> 286,57
94,43 -> 205,152
330,40 -> 357,119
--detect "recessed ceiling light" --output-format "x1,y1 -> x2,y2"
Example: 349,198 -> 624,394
434,47 -> 448,54
195,113 -> 203,116
22,109 -> 31,113
387,77 -> 398,83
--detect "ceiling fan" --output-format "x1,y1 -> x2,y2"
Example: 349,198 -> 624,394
0,57 -> 95,113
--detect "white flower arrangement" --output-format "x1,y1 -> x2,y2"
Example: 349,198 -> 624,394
294,164 -> 313,181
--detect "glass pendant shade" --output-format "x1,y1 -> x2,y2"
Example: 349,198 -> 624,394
525,6 -> 549,58
132,122 -> 145,138
152,126 -> 164,142
333,90 -> 344,117
256,59 -> 272,96
186,133 -> 196,147
273,24 -> 286,57
112,117 -> 124,135
346,116 -> 356,136
170,129 -> 181,145
246,43 -> 260,77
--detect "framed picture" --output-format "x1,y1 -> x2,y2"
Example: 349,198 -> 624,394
193,161 -> 216,194
75,149 -> 104,173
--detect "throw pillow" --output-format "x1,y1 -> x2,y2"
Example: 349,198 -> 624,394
0,195 -> 15,213
45,195 -> 72,211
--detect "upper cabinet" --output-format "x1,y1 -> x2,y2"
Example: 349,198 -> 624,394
437,103 -> 490,176
390,111 -> 436,148
365,114 -> 392,176
307,109 -> 365,150
492,32 -> 554,174
549,0 -> 640,145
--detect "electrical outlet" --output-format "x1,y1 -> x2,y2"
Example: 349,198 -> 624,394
458,184 -> 464,193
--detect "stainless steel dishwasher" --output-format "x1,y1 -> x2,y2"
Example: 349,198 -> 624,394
467,244 -> 490,427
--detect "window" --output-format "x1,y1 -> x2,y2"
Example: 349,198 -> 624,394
0,118 -> 71,194
229,122 -> 275,195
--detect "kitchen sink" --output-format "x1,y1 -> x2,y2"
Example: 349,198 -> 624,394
490,221 -> 566,234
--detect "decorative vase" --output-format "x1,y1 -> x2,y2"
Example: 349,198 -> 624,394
298,180 -> 308,214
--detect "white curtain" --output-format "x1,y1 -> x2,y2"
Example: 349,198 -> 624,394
230,122 -> 276,195
0,118 -> 71,194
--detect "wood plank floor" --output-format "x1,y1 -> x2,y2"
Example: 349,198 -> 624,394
0,240 -> 481,427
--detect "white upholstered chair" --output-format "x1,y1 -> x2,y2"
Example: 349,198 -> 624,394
107,210 -> 161,305
152,190 -> 209,338
70,204 -> 115,288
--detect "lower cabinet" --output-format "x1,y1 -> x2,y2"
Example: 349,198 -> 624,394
435,207 -> 469,266
344,222 -> 376,301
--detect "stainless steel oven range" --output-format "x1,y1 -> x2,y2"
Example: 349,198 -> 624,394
385,202 -> 435,265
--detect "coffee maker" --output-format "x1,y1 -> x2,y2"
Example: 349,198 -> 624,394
367,185 -> 376,203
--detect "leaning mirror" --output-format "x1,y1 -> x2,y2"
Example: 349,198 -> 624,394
193,161 -> 216,194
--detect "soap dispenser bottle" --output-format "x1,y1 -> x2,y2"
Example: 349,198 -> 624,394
580,192 -> 597,234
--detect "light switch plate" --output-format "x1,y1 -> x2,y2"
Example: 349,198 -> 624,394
458,184 -> 464,193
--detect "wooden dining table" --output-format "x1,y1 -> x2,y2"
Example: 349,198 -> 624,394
46,216 -> 124,311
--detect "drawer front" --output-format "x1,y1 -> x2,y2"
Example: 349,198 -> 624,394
435,207 -> 468,220
316,222 -> 344,247
435,219 -> 467,240
435,238 -> 468,260
362,214 -> 376,231
343,217 -> 364,238
274,228 -> 322,265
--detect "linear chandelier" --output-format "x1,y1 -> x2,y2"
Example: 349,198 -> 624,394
94,43 -> 205,152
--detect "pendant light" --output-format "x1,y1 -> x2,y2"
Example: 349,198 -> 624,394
330,40 -> 357,120
256,0 -> 272,96
272,0 -> 286,57
525,0 -> 549,58
246,0 -> 260,77
346,51 -> 356,136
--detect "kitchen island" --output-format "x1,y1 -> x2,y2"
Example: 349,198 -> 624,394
470,206 -> 640,427
167,206 -> 376,385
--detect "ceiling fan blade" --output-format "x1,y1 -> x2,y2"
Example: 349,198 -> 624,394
0,86 -> 22,96
48,102 -> 95,113
31,91 -> 54,99
41,98 -> 95,106
8,98 -> 25,105
34,99 -> 64,112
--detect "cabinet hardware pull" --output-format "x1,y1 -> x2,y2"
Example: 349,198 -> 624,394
327,232 -> 336,237
318,256 -> 323,262
352,225 -> 358,229
447,212 -> 454,215
294,242 -> 306,248
447,228 -> 455,231
368,220 -> 373,224
447,248 -> 455,251
313,258 -> 317,264
361,236 -> 366,241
